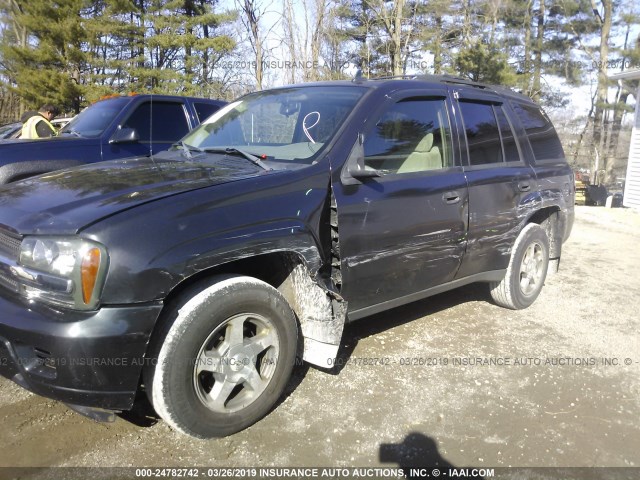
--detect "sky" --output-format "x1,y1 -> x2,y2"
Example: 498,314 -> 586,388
218,0 -> 640,123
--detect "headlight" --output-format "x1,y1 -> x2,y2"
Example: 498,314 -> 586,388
18,237 -> 109,310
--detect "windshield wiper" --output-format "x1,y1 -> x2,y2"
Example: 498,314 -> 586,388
202,147 -> 272,171
173,141 -> 203,159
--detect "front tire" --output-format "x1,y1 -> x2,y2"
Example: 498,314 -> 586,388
490,224 -> 550,310
144,276 -> 298,438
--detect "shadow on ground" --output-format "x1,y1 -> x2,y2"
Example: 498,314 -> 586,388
380,432 -> 484,479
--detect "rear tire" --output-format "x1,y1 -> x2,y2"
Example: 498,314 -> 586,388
144,275 -> 298,438
490,224 -> 550,310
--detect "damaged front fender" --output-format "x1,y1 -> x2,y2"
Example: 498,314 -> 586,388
278,262 -> 347,368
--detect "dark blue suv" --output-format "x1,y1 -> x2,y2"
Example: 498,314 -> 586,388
0,94 -> 225,183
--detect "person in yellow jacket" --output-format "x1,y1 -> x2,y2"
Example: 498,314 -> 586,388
20,105 -> 60,139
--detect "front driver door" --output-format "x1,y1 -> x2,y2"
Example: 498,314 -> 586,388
333,90 -> 469,315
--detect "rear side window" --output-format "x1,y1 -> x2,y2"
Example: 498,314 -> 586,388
511,102 -> 565,162
123,102 -> 190,142
364,98 -> 454,174
194,102 -> 221,123
459,102 -> 504,165
495,107 -> 521,162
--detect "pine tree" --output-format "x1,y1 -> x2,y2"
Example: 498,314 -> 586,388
83,0 -> 235,98
454,41 -> 517,84
1,0 -> 86,113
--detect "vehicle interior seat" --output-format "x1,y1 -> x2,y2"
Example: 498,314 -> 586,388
397,132 -> 442,173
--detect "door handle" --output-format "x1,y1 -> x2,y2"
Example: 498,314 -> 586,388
517,181 -> 531,192
442,191 -> 460,204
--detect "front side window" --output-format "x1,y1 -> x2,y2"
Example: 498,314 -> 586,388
363,98 -> 453,174
459,101 -> 504,166
122,102 -> 190,142
181,86 -> 366,164
60,97 -> 131,138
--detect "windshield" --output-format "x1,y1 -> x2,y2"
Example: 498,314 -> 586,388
0,123 -> 20,138
60,97 -> 131,138
181,86 -> 366,164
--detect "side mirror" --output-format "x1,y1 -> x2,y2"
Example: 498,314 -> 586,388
345,133 -> 380,182
109,127 -> 139,144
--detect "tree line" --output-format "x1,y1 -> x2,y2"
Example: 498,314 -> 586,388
1,0 -> 639,184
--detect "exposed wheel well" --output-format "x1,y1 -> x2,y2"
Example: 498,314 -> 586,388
526,206 -> 562,262
154,250 -> 346,368
142,252 -> 309,392
162,251 -> 307,311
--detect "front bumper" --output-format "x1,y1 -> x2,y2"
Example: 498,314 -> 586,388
0,288 -> 162,410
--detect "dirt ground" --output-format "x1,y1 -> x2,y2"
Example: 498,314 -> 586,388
1,205 -> 639,474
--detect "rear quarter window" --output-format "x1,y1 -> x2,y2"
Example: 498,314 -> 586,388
512,102 -> 565,162
194,103 -> 221,123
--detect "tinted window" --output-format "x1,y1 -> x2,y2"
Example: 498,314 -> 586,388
364,98 -> 453,174
512,102 -> 564,161
123,102 -> 190,142
495,106 -> 520,162
194,103 -> 221,123
60,97 -> 130,138
459,101 -> 503,165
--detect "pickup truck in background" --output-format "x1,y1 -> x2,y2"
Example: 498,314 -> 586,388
0,94 -> 226,183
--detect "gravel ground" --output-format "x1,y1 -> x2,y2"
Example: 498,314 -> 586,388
1,205 -> 639,474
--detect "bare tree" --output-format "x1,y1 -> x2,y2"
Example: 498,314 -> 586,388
236,0 -> 274,89
365,0 -> 407,76
531,0 -> 545,101
281,0 -> 298,83
592,0 -> 613,176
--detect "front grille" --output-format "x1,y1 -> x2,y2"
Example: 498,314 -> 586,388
0,230 -> 22,294
0,271 -> 19,293
0,230 -> 21,260
0,260 -> 19,293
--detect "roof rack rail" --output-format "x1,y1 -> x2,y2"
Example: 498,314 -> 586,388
370,74 -> 419,80
419,74 -> 489,89
368,73 -> 493,89
359,74 -> 529,97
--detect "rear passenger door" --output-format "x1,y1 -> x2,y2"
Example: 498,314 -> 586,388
336,90 -> 469,314
453,91 -> 538,279
105,101 -> 192,159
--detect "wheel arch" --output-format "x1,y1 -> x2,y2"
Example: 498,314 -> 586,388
524,206 -> 564,273
152,249 -> 347,369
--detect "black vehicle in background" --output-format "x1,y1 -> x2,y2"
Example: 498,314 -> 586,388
0,76 -> 574,438
0,94 -> 225,183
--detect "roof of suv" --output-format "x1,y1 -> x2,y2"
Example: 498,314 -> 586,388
282,74 -> 537,106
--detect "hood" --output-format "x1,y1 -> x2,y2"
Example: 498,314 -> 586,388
0,134 -> 97,155
0,151 -> 267,235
